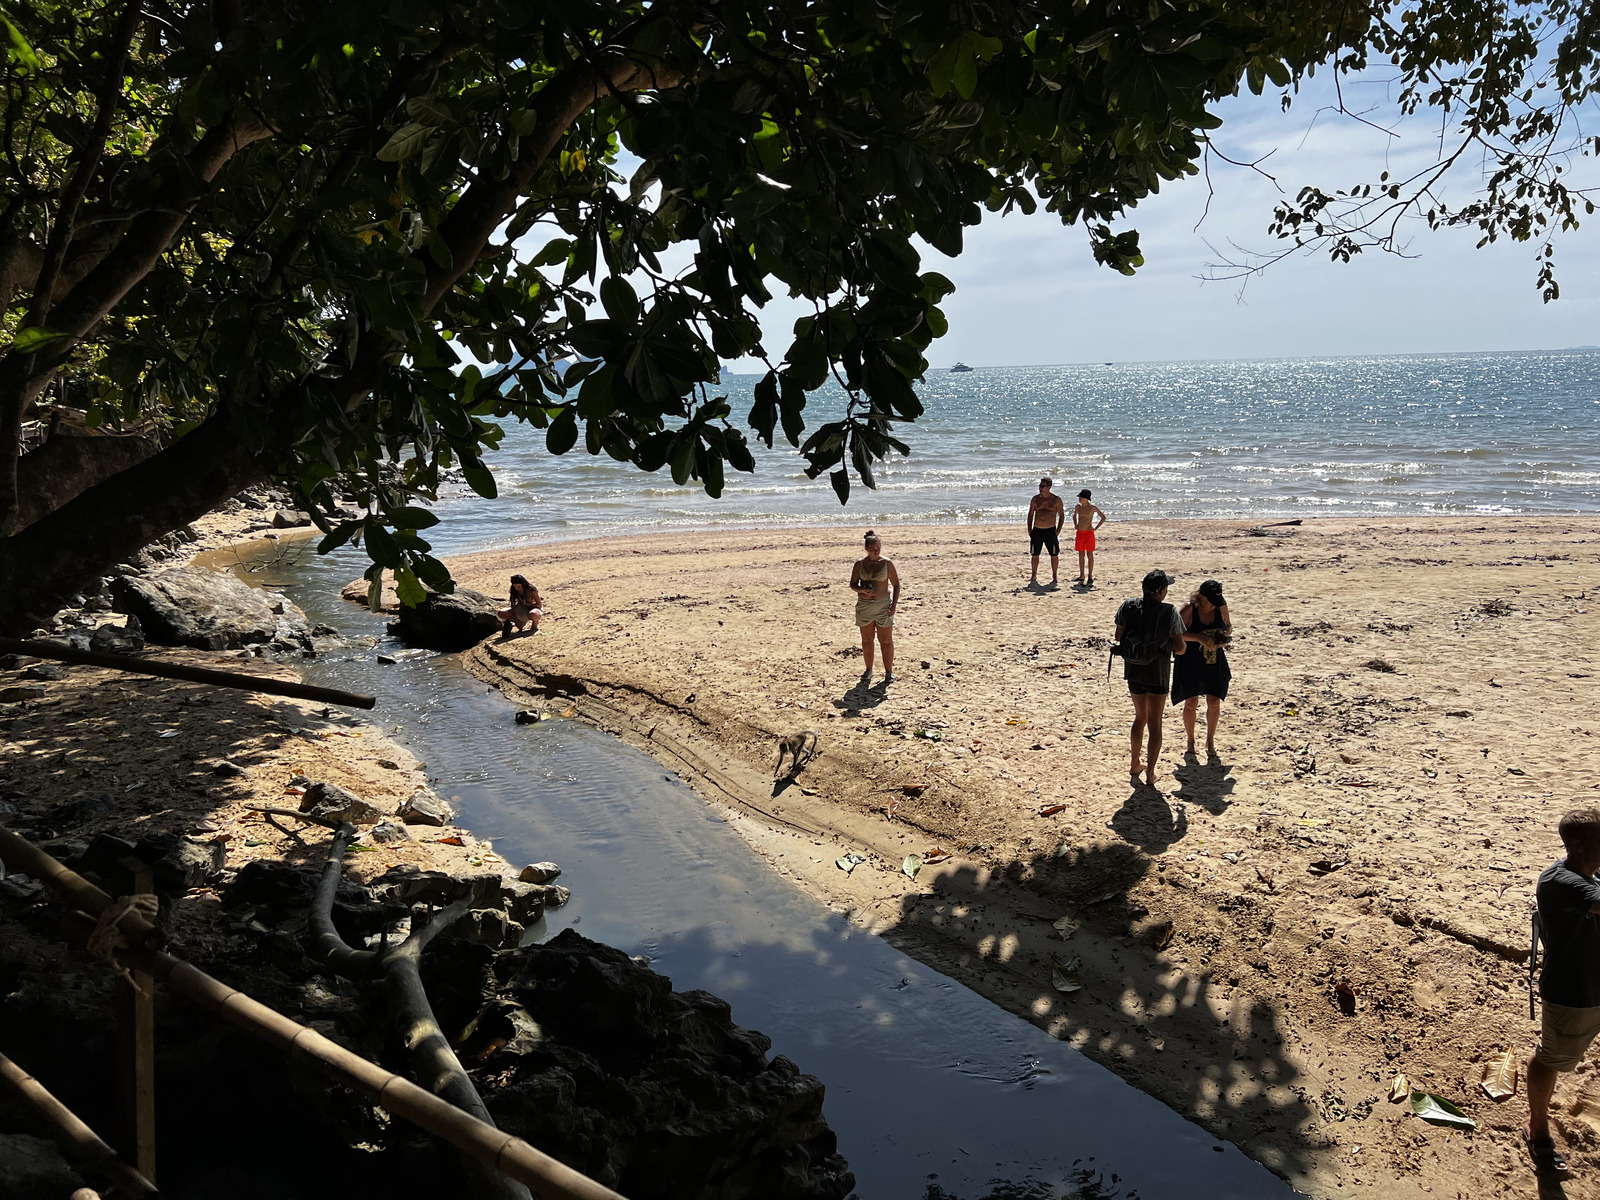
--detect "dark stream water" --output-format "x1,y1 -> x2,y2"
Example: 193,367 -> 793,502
222,540 -> 1297,1200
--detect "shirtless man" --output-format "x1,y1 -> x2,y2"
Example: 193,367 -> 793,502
1026,478 -> 1065,587
1072,489 -> 1107,588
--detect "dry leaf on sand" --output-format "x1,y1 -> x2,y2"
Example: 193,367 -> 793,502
1389,1074 -> 1409,1103
1479,1049 -> 1517,1101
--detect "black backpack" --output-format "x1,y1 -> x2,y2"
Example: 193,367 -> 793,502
1108,598 -> 1171,673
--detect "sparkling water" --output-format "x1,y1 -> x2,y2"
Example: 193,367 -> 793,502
429,348 -> 1600,555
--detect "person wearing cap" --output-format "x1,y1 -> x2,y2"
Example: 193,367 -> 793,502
1113,569 -> 1188,787
1025,477 -> 1065,587
1071,489 -> 1106,588
1171,579 -> 1233,758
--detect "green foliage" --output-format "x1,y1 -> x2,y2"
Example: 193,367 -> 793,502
0,0 -> 1592,598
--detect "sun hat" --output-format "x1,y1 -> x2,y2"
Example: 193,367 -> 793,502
1078,488 -> 1092,498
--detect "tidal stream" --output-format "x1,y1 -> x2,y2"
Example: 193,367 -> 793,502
229,541 -> 1297,1200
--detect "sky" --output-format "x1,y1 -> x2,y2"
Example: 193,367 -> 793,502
725,69 -> 1600,369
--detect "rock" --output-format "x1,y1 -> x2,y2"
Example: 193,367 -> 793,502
376,758 -> 400,770
376,654 -> 398,665
113,567 -> 313,652
367,820 -> 412,845
519,861 -> 562,884
397,792 -> 453,826
212,759 -> 249,777
515,709 -> 545,724
0,871 -> 43,899
0,684 -> 45,702
371,867 -> 504,909
298,780 -> 383,825
387,586 -> 501,651
449,908 -> 525,950
271,509 -> 311,528
90,618 -> 144,653
21,663 -> 61,681
0,653 -> 39,669
0,1134 -> 88,1197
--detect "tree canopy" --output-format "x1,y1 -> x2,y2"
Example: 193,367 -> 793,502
0,0 -> 1593,629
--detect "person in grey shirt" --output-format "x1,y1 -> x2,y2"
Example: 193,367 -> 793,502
1112,569 -> 1187,788
1528,808 -> 1600,1176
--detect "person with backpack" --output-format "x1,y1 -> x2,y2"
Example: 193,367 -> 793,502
1112,569 -> 1188,788
1526,809 -> 1600,1177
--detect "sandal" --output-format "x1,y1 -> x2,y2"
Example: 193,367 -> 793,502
1525,1133 -> 1570,1175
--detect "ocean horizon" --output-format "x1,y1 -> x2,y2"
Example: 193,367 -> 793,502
423,346 -> 1600,557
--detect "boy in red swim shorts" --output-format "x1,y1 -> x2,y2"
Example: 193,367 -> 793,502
1072,489 -> 1106,587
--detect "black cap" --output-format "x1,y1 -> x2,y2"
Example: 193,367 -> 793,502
1142,569 -> 1174,593
1078,488 -> 1091,498
1198,579 -> 1226,605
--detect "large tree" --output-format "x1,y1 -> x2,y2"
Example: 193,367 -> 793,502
0,0 -> 1591,631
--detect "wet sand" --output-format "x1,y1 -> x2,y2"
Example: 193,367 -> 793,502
446,515 -> 1600,1199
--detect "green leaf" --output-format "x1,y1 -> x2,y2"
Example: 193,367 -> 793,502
390,506 -> 439,530
927,41 -> 960,97
2,14 -> 37,72
317,520 -> 361,555
364,522 -> 402,568
546,407 -> 578,455
951,43 -> 979,100
1410,1093 -> 1475,1131
12,327 -> 67,354
376,122 -> 431,162
830,467 -> 850,505
394,566 -> 427,608
461,462 -> 498,498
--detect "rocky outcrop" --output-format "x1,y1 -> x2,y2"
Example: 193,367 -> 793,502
387,587 -> 500,651
113,567 -> 313,653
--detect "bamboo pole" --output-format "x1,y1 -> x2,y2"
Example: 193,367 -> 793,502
0,636 -> 376,709
0,827 -> 625,1200
0,1051 -> 157,1196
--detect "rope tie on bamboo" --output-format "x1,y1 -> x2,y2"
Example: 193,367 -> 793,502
86,893 -> 159,991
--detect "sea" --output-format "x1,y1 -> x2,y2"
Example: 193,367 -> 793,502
424,348 -> 1600,555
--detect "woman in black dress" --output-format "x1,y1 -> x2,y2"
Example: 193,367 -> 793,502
1171,578 -> 1231,757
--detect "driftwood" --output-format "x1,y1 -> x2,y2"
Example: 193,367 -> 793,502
0,822 -> 621,1200
266,807 -> 533,1200
0,635 -> 376,708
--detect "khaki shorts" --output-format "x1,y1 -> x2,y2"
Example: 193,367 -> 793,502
1535,1000 -> 1600,1071
855,597 -> 894,628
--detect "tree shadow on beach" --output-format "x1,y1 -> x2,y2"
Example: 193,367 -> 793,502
879,840 -> 1321,1192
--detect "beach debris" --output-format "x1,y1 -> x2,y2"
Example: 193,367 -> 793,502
1363,658 -> 1397,673
1410,1092 -> 1475,1131
1051,956 -> 1083,993
1084,891 -> 1118,906
835,853 -> 867,874
514,709 -> 549,724
1005,716 -> 1027,726
924,849 -> 950,865
1422,767 -> 1438,778
899,784 -> 927,798
1037,804 -> 1066,818
433,835 -> 466,846
1389,1074 -> 1410,1103
912,728 -> 943,741
1052,914 -> 1080,939
398,792 -> 453,827
560,704 -> 576,718
1335,980 -> 1357,1015
1308,858 -> 1347,876
519,862 -> 562,884
1508,767 -> 1527,776
159,729 -> 180,738
902,854 -> 922,879
1479,1050 -> 1518,1100
1151,921 -> 1175,951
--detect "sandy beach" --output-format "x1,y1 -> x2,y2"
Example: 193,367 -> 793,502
444,514 -> 1600,1198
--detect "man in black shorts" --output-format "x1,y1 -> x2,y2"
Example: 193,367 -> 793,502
1113,569 -> 1187,788
1026,477 -> 1064,587
1527,808 -> 1600,1176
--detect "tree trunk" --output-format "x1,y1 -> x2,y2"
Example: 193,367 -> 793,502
0,408 -> 261,633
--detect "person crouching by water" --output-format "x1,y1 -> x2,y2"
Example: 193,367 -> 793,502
850,530 -> 900,685
498,574 -> 543,637
1526,809 -> 1600,1177
1171,578 -> 1232,759
1112,569 -> 1187,788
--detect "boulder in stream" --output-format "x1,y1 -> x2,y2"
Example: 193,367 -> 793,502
387,586 -> 500,651
113,567 -> 314,653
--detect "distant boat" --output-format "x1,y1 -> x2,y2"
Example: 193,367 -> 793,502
949,362 -> 974,373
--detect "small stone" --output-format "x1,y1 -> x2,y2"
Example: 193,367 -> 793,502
299,780 -> 383,824
518,862 -> 562,884
397,792 -> 452,826
0,685 -> 46,702
212,760 -> 249,777
376,759 -> 400,770
22,664 -> 62,681
921,659 -> 932,669
367,821 -> 412,845
514,709 -> 543,724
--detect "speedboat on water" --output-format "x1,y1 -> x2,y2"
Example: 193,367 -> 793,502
949,362 -> 974,372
